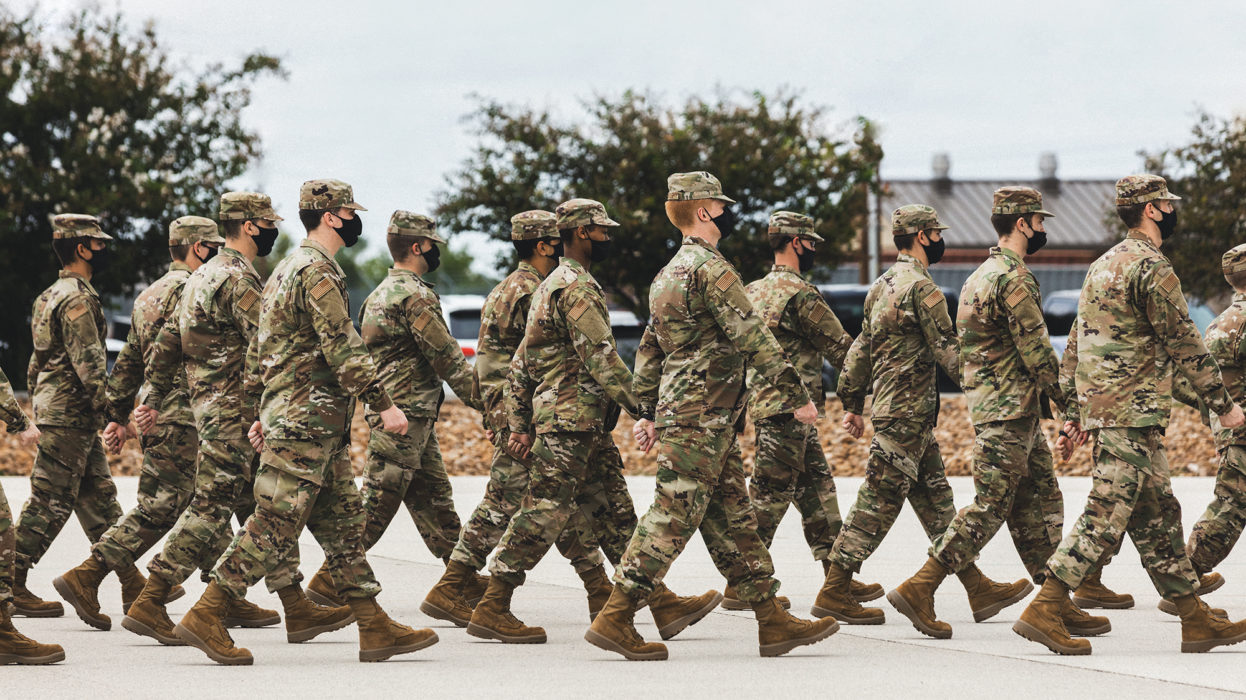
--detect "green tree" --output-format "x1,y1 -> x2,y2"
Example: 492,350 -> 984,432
435,89 -> 882,318
0,6 -> 282,386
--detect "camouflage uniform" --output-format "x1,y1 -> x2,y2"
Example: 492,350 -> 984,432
90,217 -> 222,571
211,180 -> 386,601
615,173 -> 811,604
450,210 -> 605,575
1046,175 -> 1234,600
358,211 -> 480,556
830,206 -> 959,573
0,368 -> 34,602
929,188 -> 1068,581
745,211 -> 853,560
16,215 -> 123,574
144,194 -> 299,591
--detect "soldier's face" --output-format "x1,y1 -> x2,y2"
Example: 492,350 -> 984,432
698,201 -> 726,222
1028,215 -> 1046,233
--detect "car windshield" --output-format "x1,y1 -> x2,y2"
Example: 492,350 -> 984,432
448,309 -> 481,340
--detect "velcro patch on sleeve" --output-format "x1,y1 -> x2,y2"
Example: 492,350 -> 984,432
922,290 -> 943,309
1006,287 -> 1029,309
1159,272 -> 1179,295
809,303 -> 827,323
310,277 -> 334,300
568,298 -> 591,321
238,288 -> 260,312
412,310 -> 433,332
66,302 -> 88,322
714,270 -> 739,293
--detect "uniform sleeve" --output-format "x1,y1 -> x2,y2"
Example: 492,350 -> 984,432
303,265 -> 393,412
1142,262 -> 1233,416
1001,275 -> 1069,419
143,315 -> 183,413
701,263 -> 809,417
505,336 -> 536,435
914,281 -> 962,385
561,287 -> 639,418
632,323 -> 663,421
0,368 -> 31,433
1059,316 -> 1081,422
61,296 -> 109,416
405,297 -> 481,411
794,287 -> 854,369
104,317 -> 144,424
227,278 -> 264,419
837,319 -> 872,415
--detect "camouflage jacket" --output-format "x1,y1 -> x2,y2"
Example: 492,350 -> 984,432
1204,293 -> 1246,446
146,247 -> 263,441
839,252 -> 960,424
958,247 -> 1069,426
507,257 -> 636,435
360,267 -> 479,420
1073,231 -> 1231,429
254,239 -> 392,441
105,261 -> 194,427
28,271 -> 108,430
744,264 -> 853,416
475,261 -> 543,432
0,367 -> 31,433
635,236 -> 808,430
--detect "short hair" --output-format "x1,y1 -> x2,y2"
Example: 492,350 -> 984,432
169,243 -> 192,261
387,234 -> 417,263
513,238 -> 546,259
664,199 -> 702,229
769,235 -> 795,252
222,219 -> 248,239
990,212 -> 1034,237
299,209 -> 328,233
1226,268 -> 1246,291
893,233 -> 918,251
559,227 -> 579,244
1116,202 -> 1147,229
52,236 -> 90,266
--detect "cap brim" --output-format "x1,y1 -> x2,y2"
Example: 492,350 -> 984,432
1162,193 -> 1182,201
203,233 -> 227,244
932,223 -> 949,230
428,232 -> 447,244
263,213 -> 285,223
714,195 -> 737,204
800,231 -> 826,243
344,202 -> 367,211
596,216 -> 621,227
87,231 -> 114,240
1034,208 -> 1055,218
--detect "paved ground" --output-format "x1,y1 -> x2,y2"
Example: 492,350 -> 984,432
4,474 -> 1245,699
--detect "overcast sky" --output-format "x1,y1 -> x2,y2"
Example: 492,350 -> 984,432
20,0 -> 1246,270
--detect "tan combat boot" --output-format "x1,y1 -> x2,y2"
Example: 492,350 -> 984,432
579,565 -> 613,621
812,561 -> 885,624
0,603 -> 65,665
722,583 -> 788,611
465,577 -> 546,643
584,585 -> 668,661
349,596 -> 438,662
648,583 -> 723,640
174,582 -> 254,665
221,594 -> 282,628
11,568 -> 63,617
306,564 -> 345,607
1012,577 -> 1092,655
53,554 -> 111,630
278,584 -> 355,643
1175,594 -> 1246,653
753,596 -> 839,657
1061,596 -> 1110,637
462,571 -> 489,607
1159,598 -> 1226,617
957,563 -> 1033,622
116,564 -> 148,615
121,574 -> 185,646
822,559 -> 883,602
887,557 -> 952,639
1158,571 -> 1227,616
1071,571 -> 1134,609
421,560 -> 476,627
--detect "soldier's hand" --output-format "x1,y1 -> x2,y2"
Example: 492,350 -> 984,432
124,422 -> 139,441
380,405 -> 409,435
485,429 -> 495,442
842,412 -> 865,439
248,420 -> 265,453
633,418 -> 657,453
133,404 -> 157,434
1056,434 -> 1074,462
794,401 -> 818,425
19,424 -> 41,446
1221,403 -> 1246,429
508,432 -> 533,459
102,421 -> 124,453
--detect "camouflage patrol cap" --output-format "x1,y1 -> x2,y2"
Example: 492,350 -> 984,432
386,210 -> 445,244
168,216 -> 225,246
510,210 -> 558,241
892,204 -> 948,235
1223,244 -> 1246,277
555,198 -> 620,230
767,211 -> 824,243
992,186 -> 1054,218
50,213 -> 112,240
298,179 -> 367,211
219,191 -> 284,222
1115,174 -> 1182,206
666,171 -> 737,203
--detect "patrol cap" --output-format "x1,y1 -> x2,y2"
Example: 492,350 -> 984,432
555,198 -> 619,230
666,171 -> 737,204
892,204 -> 948,235
510,210 -> 558,241
219,191 -> 284,222
168,216 -> 225,246
1222,244 -> 1246,277
992,186 -> 1054,218
386,210 -> 445,244
767,211 -> 824,243
1115,174 -> 1182,206
50,213 -> 112,240
298,179 -> 367,211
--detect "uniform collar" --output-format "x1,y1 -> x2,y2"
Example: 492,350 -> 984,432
683,235 -> 724,259
58,270 -> 98,297
557,256 -> 601,289
991,246 -> 1026,265
388,266 -> 432,288
170,260 -> 193,274
771,264 -> 803,277
517,260 -> 543,279
301,238 -> 345,277
1126,229 -> 1160,250
895,252 -> 933,280
1235,291 -> 1246,305
219,246 -> 258,274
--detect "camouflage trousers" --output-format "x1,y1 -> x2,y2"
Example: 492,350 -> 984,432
930,416 -> 1064,581
91,423 -> 199,571
1047,427 -> 1196,600
149,436 -> 299,593
0,481 -> 12,602
490,431 -> 634,585
1186,445 -> 1246,575
749,415 -> 842,562
450,429 -> 605,574
830,419 -> 956,573
15,426 -> 122,571
614,426 -> 779,604
360,416 -> 460,558
212,436 -> 379,601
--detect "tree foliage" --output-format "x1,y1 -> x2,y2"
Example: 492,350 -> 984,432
435,89 -> 882,318
0,6 -> 282,386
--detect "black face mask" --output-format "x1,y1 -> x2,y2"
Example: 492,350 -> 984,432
334,212 -> 363,247
195,244 -> 219,264
1025,224 -> 1048,255
922,235 -> 946,265
252,224 -> 279,257
590,237 -> 612,263
422,244 -> 441,273
547,240 -> 564,260
1156,207 -> 1178,240
709,206 -> 737,241
84,245 -> 112,276
796,245 -> 816,273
